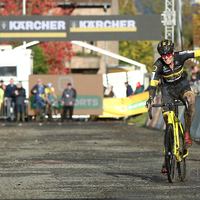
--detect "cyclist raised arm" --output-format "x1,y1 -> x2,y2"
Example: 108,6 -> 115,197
146,39 -> 200,150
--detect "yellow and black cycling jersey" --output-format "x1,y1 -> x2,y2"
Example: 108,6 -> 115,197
45,87 -> 55,101
45,87 -> 55,96
150,50 -> 200,89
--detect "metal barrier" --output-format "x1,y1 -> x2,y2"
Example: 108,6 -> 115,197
0,98 -> 28,120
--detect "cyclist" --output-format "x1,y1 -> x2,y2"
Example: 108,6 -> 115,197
44,83 -> 59,119
146,39 -> 200,172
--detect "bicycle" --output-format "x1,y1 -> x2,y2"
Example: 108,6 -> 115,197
49,99 -> 60,121
148,96 -> 190,183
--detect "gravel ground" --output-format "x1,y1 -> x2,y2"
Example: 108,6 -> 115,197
0,121 -> 199,200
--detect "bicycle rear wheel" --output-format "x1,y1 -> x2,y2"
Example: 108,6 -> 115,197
165,124 -> 176,183
177,124 -> 187,181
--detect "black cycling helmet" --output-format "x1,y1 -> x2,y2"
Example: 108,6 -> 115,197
157,39 -> 174,55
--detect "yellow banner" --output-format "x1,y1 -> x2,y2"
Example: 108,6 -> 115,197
99,92 -> 149,118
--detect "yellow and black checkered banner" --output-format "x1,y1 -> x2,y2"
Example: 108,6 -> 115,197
99,92 -> 149,118
0,15 -> 161,41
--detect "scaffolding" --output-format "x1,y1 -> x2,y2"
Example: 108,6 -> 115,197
161,0 -> 176,42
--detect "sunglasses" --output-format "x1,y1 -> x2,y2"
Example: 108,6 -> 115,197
161,53 -> 172,58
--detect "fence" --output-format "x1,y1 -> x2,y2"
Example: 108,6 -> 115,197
0,98 -> 29,120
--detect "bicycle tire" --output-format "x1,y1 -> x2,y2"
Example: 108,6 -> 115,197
177,124 -> 187,181
165,124 -> 176,183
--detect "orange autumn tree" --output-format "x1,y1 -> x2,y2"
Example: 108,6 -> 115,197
0,0 -> 75,74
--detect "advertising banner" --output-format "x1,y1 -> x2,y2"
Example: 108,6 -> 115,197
28,74 -> 103,115
99,91 -> 149,118
0,15 -> 161,41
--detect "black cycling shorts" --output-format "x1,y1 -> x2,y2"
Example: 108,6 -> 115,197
161,78 -> 193,113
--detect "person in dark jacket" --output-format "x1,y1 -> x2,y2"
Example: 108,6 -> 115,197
125,82 -> 134,97
15,82 -> 26,122
31,79 -> 46,120
4,78 -> 16,121
61,82 -> 76,122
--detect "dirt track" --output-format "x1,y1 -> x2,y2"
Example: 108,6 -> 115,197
0,121 -> 199,199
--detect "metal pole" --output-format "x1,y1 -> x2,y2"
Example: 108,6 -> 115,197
104,5 -> 108,76
23,0 -> 26,49
177,0 -> 182,51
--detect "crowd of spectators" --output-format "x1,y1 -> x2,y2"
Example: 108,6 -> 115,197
0,78 -> 77,123
0,78 -> 26,122
103,81 -> 145,99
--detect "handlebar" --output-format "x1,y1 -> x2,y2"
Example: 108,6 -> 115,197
148,96 -> 191,120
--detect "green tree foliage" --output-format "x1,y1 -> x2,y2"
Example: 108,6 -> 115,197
29,45 -> 49,74
119,0 -> 156,72
136,0 -> 164,14
119,41 -> 154,72
119,0 -> 138,15
181,0 -> 197,50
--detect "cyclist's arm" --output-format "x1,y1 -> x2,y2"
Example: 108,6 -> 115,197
194,50 -> 200,58
50,87 -> 58,100
149,62 -> 163,100
179,50 -> 200,62
53,92 -> 58,100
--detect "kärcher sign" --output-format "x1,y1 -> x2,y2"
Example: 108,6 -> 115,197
0,15 -> 161,41
71,20 -> 136,28
8,20 -> 66,30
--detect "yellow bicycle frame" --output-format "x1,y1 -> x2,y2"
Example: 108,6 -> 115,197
167,110 -> 189,161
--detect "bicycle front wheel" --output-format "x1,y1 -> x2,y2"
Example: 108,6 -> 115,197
177,124 -> 187,181
165,124 -> 176,183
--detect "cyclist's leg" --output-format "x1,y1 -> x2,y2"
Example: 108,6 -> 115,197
183,91 -> 195,131
180,80 -> 195,148
183,91 -> 195,147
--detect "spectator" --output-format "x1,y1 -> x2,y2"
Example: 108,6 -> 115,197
31,79 -> 46,121
0,80 -> 6,91
189,66 -> 200,84
0,80 -> 5,116
125,82 -> 134,97
193,65 -> 200,78
15,82 -> 26,122
134,82 -> 144,94
0,87 -> 4,116
61,83 -> 76,122
44,83 -> 59,121
4,78 -> 16,121
190,72 -> 200,84
104,85 -> 115,97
